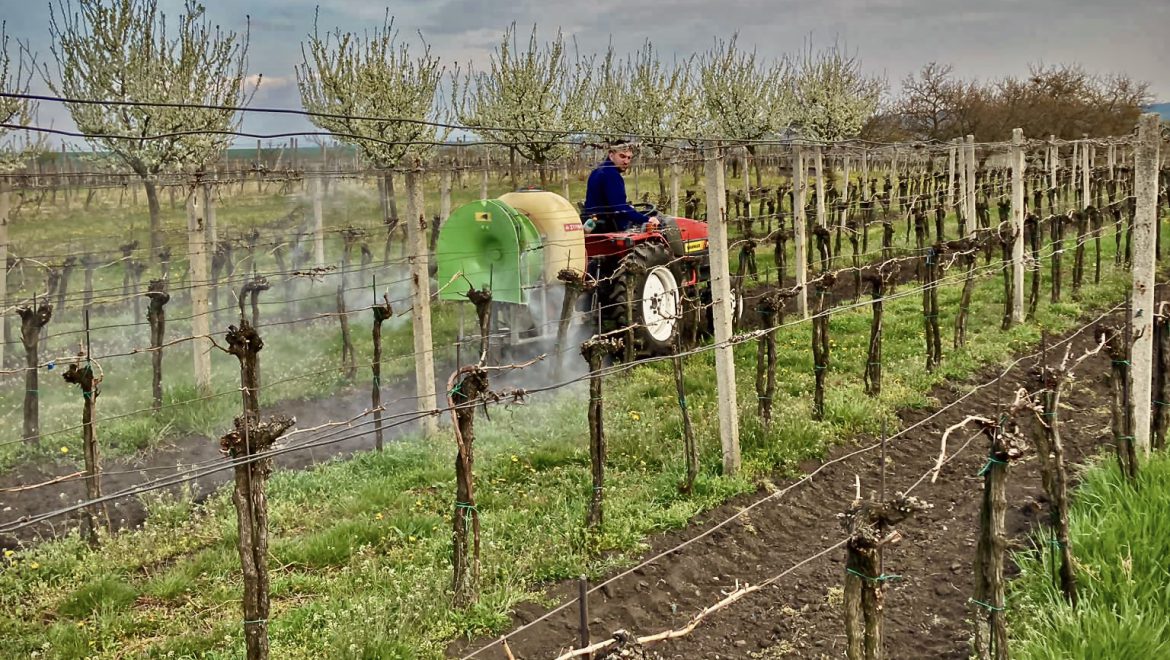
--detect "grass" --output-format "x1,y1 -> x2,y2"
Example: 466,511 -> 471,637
1009,451 -> 1170,659
0,203 -> 1152,658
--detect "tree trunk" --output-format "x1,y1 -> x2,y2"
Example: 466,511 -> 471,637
146,281 -> 170,412
19,303 -> 52,444
674,333 -> 699,494
144,178 -> 163,258
449,366 -> 487,608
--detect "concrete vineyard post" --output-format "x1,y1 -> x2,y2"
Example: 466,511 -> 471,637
965,136 -> 977,237
793,148 -> 810,318
1082,138 -> 1091,212
204,180 -> 218,247
1011,129 -> 1025,324
815,146 -> 827,233
1132,113 -> 1160,456
958,138 -> 968,235
187,193 -> 212,395
705,145 -> 741,476
0,183 -> 7,370
311,167 -> 325,269
947,141 -> 957,213
670,159 -> 680,217
405,167 -> 439,436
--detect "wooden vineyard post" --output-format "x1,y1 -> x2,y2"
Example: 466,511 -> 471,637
1050,213 -> 1064,303
773,215 -> 790,289
1030,341 -> 1100,606
582,337 -> 622,532
1025,214 -> 1041,320
755,290 -> 782,425
222,321 -> 296,660
18,299 -> 52,444
1099,324 -> 1139,479
405,167 -> 439,436
953,238 -> 977,349
338,228 -> 362,380
55,256 -> 76,313
673,332 -> 698,494
812,275 -> 835,421
372,292 -> 392,452
863,266 -> 891,397
1132,113 -> 1160,456
705,145 -> 742,475
971,406 -> 1027,660
842,494 -> 929,660
1071,210 -> 1087,294
187,192 -> 212,395
436,169 -> 453,252
554,269 -> 592,381
62,332 -> 110,546
999,224 -> 1014,331
448,365 -> 488,607
1155,305 -> 1170,450
923,246 -> 942,371
146,280 -> 170,412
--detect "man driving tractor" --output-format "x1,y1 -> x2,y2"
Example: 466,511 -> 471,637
583,139 -> 661,233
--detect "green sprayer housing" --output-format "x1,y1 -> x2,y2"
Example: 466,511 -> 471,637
435,199 -> 544,304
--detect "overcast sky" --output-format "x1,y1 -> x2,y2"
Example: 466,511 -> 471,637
2,0 -> 1167,147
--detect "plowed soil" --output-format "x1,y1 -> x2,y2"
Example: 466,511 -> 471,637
449,299 -> 1130,660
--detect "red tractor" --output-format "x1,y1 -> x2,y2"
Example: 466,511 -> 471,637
435,189 -> 723,356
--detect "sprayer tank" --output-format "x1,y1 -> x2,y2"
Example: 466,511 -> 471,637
498,190 -> 587,281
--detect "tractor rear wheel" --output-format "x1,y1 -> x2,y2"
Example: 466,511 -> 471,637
604,242 -> 681,356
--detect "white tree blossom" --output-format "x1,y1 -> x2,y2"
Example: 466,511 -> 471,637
297,10 -> 445,169
452,23 -> 592,186
45,0 -> 255,252
698,35 -> 790,144
789,41 -> 885,141
698,35 -> 790,186
0,21 -> 39,171
594,40 -> 699,196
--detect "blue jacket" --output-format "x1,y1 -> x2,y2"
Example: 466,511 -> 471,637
583,158 -> 650,231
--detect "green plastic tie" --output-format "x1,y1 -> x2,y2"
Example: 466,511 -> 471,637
814,365 -> 827,371
1048,538 -> 1065,548
1112,360 -> 1131,366
1116,435 -> 1135,441
25,389 -> 38,394
455,501 -> 477,512
968,598 -> 1005,612
448,382 -> 463,397
1155,401 -> 1169,407
82,390 -> 93,400
243,619 -> 267,626
847,568 -> 902,583
977,455 -> 1008,476
372,374 -> 381,387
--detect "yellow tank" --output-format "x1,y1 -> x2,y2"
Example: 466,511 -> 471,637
497,190 -> 587,282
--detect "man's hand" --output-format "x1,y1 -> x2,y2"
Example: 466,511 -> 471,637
646,216 -> 660,230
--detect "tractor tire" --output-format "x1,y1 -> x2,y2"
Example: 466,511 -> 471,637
603,242 -> 681,356
700,284 -> 745,337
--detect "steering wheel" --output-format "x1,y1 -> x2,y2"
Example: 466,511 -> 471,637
632,202 -> 659,218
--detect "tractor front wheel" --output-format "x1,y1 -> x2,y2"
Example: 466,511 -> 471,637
604,243 -> 681,355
